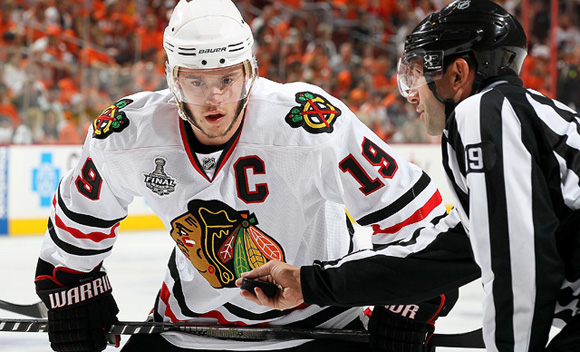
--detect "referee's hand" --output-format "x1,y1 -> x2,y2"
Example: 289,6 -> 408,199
236,260 -> 304,310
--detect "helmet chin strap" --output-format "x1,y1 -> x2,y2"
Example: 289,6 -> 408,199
427,81 -> 456,117
471,72 -> 484,95
426,71 -> 483,117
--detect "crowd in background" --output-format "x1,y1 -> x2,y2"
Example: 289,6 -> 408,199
0,0 -> 579,145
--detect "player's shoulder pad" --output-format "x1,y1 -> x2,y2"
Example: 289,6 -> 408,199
89,89 -> 180,151
245,78 -> 356,146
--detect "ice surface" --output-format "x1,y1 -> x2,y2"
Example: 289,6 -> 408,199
0,225 -> 484,352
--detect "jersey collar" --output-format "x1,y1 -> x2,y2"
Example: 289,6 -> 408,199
179,116 -> 244,182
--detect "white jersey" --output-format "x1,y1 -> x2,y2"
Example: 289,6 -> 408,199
38,77 -> 446,350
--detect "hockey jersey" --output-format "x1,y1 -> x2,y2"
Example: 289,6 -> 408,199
299,77 -> 580,352
441,77 -> 580,351
37,77 -> 447,350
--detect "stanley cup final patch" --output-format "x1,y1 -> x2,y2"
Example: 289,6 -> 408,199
285,92 -> 341,134
144,158 -> 176,195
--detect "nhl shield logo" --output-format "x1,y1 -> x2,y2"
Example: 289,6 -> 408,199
202,157 -> 216,171
144,158 -> 176,195
456,0 -> 471,9
285,92 -> 341,134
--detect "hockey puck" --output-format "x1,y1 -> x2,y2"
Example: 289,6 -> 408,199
240,278 -> 279,298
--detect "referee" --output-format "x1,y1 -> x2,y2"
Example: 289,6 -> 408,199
397,0 -> 580,350
240,0 -> 580,351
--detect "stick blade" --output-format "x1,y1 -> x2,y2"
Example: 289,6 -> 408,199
432,328 -> 484,348
0,300 -> 48,318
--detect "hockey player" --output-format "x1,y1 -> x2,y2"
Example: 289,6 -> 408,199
32,0 -> 473,351
239,1 -> 580,351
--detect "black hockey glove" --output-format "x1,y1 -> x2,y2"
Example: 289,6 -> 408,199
368,290 -> 458,352
35,259 -> 120,352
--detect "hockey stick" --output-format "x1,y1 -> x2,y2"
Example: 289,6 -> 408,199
0,318 -> 485,348
0,300 -> 47,318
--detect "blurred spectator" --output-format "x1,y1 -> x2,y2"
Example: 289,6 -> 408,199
133,57 -> 165,92
301,44 -> 332,86
1,51 -> 26,99
0,84 -> 21,128
0,115 -> 15,144
58,110 -> 84,144
38,84 -> 65,117
1,0 -> 579,146
305,23 -> 337,63
30,24 -> 68,64
386,96 -> 417,134
0,3 -> 19,48
370,54 -> 395,95
359,91 -> 396,142
522,54 -> 551,96
136,13 -> 163,59
556,13 -> 580,54
558,44 -> 580,110
38,109 -> 61,144
528,1 -> 550,44
13,107 -> 44,144
412,0 -> 436,23
399,116 -> 430,143
330,42 -> 359,75
251,4 -> 280,45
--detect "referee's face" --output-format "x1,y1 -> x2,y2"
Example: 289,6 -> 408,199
406,76 -> 446,136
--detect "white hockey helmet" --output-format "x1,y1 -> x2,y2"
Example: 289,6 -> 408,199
164,0 -> 258,112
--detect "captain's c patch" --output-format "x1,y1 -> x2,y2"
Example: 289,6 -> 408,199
285,92 -> 341,134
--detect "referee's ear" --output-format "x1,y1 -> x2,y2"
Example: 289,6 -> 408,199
448,58 -> 476,102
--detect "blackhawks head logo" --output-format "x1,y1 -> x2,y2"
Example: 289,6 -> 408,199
170,199 -> 285,288
93,99 -> 132,139
285,92 -> 341,134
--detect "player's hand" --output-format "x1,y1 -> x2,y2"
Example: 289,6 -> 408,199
35,261 -> 120,352
235,260 -> 304,310
368,290 -> 458,352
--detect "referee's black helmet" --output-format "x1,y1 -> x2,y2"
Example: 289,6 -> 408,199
402,0 -> 527,84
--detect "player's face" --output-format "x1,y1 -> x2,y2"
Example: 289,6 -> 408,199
176,64 -> 247,145
401,60 -> 446,136
184,98 -> 244,146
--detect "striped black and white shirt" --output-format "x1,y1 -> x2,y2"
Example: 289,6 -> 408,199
301,76 -> 579,351
442,75 -> 580,351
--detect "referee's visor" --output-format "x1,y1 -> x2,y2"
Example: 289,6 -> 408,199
397,53 -> 443,98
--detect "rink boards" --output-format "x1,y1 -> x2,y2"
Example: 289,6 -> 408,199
0,143 -> 448,236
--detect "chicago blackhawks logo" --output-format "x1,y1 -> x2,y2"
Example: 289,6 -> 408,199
170,199 -> 285,288
92,99 -> 132,139
144,158 -> 176,195
285,92 -> 341,134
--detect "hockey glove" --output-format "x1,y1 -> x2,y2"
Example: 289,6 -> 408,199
368,290 -> 458,352
35,259 -> 120,352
